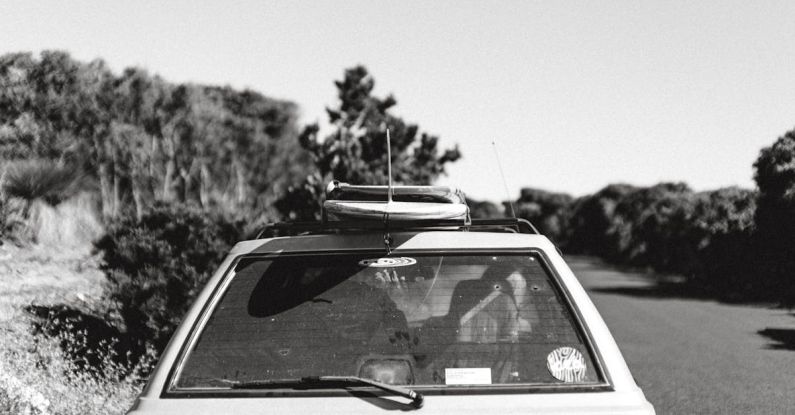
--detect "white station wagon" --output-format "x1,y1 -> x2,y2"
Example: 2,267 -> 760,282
128,182 -> 655,415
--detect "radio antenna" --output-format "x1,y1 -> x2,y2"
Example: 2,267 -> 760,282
387,129 -> 393,203
383,129 -> 394,254
492,140 -> 516,218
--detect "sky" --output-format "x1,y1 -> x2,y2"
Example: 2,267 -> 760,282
1,0 -> 794,201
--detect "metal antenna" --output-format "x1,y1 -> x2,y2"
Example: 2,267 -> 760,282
384,129 -> 393,254
387,129 -> 393,203
492,140 -> 516,218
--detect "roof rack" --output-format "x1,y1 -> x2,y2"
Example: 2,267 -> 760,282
256,218 -> 539,239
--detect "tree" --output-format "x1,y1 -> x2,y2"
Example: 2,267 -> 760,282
467,197 -> 504,219
565,184 -> 637,255
753,128 -> 795,305
278,66 -> 461,220
606,182 -> 698,272
513,187 -> 573,244
688,187 -> 756,294
1,50 -> 308,222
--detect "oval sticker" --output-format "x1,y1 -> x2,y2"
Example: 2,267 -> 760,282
358,257 -> 417,267
546,347 -> 586,383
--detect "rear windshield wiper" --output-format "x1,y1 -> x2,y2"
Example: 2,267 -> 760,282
227,375 -> 424,408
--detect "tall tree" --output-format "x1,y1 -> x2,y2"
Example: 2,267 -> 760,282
753,128 -> 795,305
278,66 -> 461,220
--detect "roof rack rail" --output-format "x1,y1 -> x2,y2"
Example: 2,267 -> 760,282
256,218 -> 539,239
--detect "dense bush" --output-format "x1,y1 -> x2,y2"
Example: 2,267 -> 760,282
753,127 -> 795,305
565,184 -> 637,256
563,183 -> 760,299
688,187 -> 757,295
95,202 -> 244,353
605,183 -> 698,274
467,197 -> 504,219
0,51 -> 307,221
513,187 -> 573,244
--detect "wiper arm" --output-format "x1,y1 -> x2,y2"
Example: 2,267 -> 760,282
229,375 -> 424,408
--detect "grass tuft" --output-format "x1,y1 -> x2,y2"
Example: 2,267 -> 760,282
1,159 -> 84,206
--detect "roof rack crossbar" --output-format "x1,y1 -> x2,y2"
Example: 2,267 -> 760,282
256,218 -> 539,239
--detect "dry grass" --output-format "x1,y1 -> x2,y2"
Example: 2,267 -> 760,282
1,159 -> 83,206
0,191 -> 147,414
16,192 -> 104,249
0,234 -> 144,414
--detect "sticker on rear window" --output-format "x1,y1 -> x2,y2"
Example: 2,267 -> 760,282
358,257 -> 417,267
444,368 -> 492,385
546,347 -> 587,383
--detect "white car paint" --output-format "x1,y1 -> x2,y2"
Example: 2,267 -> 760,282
129,231 -> 655,415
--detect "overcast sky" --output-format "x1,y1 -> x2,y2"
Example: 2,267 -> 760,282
2,0 -> 794,201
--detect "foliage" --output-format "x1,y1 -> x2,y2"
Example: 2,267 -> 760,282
753,127 -> 795,305
565,184 -> 637,256
1,158 -> 84,204
278,66 -> 461,220
466,197 -> 505,219
513,187 -> 573,244
1,321 -> 150,415
0,196 -> 29,243
0,51 -> 308,221
95,202 -> 244,353
605,182 -> 699,273
688,187 -> 757,295
563,182 -> 761,299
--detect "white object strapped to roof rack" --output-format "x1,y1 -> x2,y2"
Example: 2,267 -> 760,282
323,181 -> 470,222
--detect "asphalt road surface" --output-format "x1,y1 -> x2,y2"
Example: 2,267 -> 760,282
568,256 -> 795,415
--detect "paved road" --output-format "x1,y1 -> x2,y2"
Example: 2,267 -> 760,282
568,256 -> 795,415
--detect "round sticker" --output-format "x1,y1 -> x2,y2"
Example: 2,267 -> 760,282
546,347 -> 587,383
358,257 -> 417,267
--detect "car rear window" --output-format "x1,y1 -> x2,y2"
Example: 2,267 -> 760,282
173,252 -> 603,391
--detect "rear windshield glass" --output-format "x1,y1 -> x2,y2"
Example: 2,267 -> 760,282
174,253 -> 602,390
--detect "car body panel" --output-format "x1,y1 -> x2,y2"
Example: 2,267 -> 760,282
130,231 -> 654,414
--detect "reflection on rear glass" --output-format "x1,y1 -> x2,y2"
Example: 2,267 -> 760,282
176,254 -> 600,389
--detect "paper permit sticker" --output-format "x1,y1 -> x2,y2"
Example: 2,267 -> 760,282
444,368 -> 492,385
358,257 -> 417,267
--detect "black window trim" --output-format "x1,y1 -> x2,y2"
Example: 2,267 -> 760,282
161,248 -> 613,398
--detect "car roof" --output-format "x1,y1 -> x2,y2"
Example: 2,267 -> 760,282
231,231 -> 559,256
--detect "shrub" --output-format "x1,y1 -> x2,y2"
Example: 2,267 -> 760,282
688,187 -> 757,296
565,182 -> 762,299
565,184 -> 638,256
753,128 -> 795,305
2,159 -> 84,205
513,187 -> 573,244
95,202 -> 244,354
466,197 -> 504,219
600,183 -> 698,274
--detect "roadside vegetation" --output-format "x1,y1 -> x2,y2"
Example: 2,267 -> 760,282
509,129 -> 795,305
0,51 -> 460,414
1,49 -> 793,414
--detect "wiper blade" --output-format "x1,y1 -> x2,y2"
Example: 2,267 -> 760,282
229,375 -> 424,408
